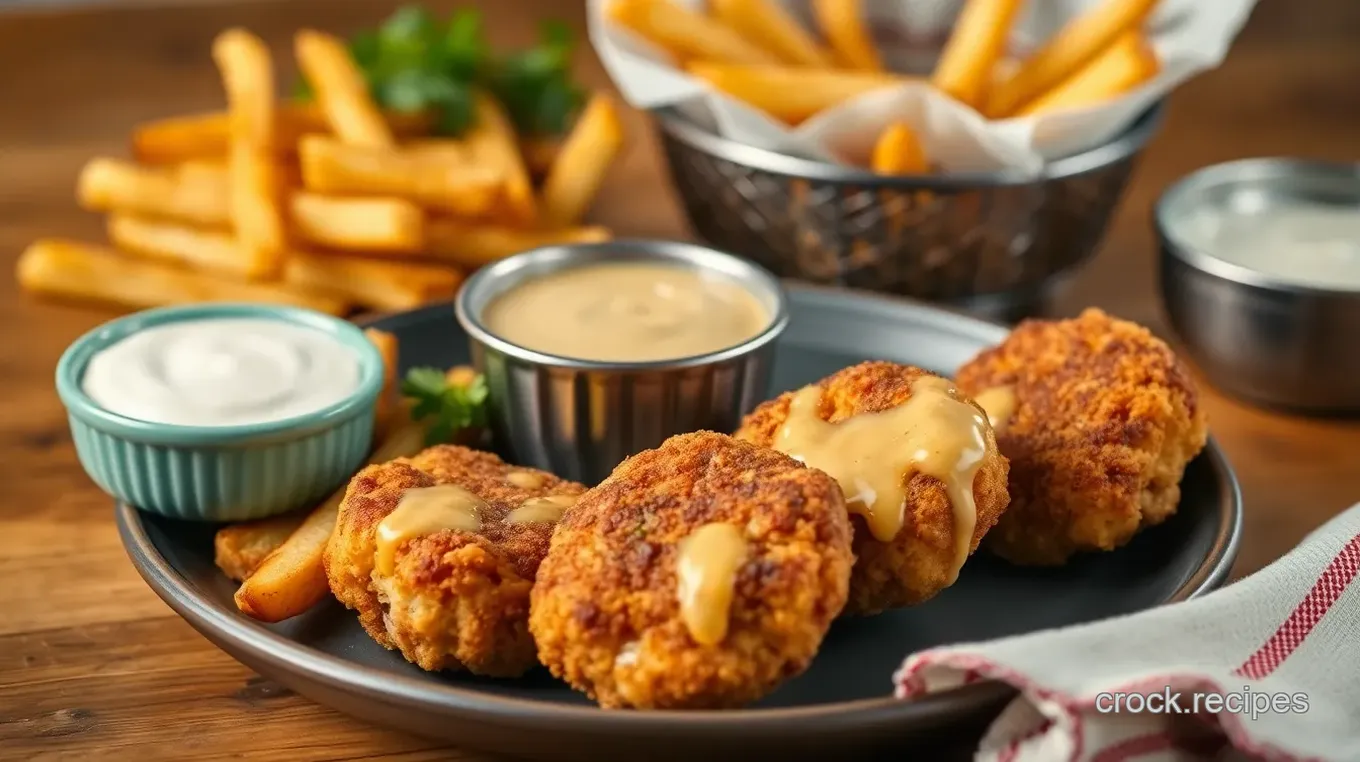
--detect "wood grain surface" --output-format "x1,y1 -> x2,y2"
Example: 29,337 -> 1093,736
1,0 -> 1358,759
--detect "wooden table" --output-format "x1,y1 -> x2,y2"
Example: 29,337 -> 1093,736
2,0 -> 1358,758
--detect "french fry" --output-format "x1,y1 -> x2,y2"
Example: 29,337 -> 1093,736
687,62 -> 909,124
107,214 -> 276,279
871,122 -> 929,175
710,0 -> 834,67
295,29 -> 395,148
401,138 -> 473,160
228,139 -> 287,276
607,0 -> 780,65
297,135 -> 502,217
426,220 -> 612,268
213,29 -> 275,151
214,512 -> 309,582
131,106 -> 432,164
364,328 -> 400,440
234,419 -> 428,622
174,159 -> 229,181
812,0 -> 883,71
1016,32 -> 1159,117
214,29 -> 287,277
465,92 -> 537,224
16,239 -> 347,314
991,57 -> 1021,95
77,158 -> 230,226
540,94 -> 625,227
288,192 -> 425,254
134,111 -> 255,165
986,0 -> 1161,118
519,134 -> 562,178
283,251 -> 461,312
932,0 -> 1026,109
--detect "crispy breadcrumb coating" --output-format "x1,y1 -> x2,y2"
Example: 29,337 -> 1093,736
529,432 -> 853,709
955,308 -> 1208,566
323,445 -> 585,677
735,362 -> 1010,614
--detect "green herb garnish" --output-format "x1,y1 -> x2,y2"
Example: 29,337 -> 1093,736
401,366 -> 489,446
486,20 -> 585,135
295,5 -> 584,137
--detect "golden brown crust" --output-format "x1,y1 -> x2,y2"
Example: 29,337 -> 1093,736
529,432 -> 853,709
323,444 -> 585,677
734,361 -> 1011,614
955,308 -> 1209,566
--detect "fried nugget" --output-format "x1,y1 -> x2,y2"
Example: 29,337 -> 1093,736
530,432 -> 853,709
324,445 -> 586,677
955,308 -> 1208,566
735,362 -> 1010,615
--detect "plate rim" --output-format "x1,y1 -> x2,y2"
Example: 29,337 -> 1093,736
113,284 -> 1244,734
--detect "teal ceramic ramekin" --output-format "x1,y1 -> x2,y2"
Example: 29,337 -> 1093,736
56,303 -> 383,522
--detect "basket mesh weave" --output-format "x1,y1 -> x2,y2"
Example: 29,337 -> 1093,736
659,134 -> 1143,301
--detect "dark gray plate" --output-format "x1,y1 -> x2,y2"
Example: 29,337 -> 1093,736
115,285 -> 1242,762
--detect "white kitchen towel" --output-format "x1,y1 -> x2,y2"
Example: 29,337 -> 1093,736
896,503 -> 1360,762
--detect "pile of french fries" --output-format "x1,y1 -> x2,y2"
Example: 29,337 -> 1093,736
608,0 -> 1162,175
17,27 -> 626,315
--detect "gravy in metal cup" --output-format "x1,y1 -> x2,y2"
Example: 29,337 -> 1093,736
480,262 -> 770,363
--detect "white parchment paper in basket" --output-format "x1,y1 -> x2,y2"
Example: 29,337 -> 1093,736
587,0 -> 1259,175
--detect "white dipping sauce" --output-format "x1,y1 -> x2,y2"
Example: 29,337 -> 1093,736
82,317 -> 361,426
1177,195 -> 1360,290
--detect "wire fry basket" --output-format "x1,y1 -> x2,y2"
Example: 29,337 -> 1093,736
653,105 -> 1163,318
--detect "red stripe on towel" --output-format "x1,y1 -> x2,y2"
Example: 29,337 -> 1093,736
1234,532 -> 1360,679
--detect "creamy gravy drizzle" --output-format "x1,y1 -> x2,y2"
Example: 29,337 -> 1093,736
506,494 -> 578,524
974,386 -> 1017,432
675,523 -> 748,646
504,471 -> 546,489
773,376 -> 989,582
480,262 -> 770,362
374,485 -> 485,575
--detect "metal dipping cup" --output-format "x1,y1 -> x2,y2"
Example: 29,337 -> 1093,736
1157,158 -> 1360,414
455,239 -> 789,483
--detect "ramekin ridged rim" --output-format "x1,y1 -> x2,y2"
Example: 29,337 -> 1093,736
56,303 -> 384,446
454,239 -> 790,372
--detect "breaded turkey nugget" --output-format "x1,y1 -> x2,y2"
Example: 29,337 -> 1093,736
735,362 -> 1010,615
955,308 -> 1208,566
530,432 -> 853,709
324,445 -> 585,677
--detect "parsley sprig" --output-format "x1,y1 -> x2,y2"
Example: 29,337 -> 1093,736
401,366 -> 488,446
294,5 -> 585,137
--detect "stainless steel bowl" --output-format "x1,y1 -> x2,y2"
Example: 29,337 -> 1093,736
654,104 -> 1163,320
1156,158 -> 1360,414
455,239 -> 788,483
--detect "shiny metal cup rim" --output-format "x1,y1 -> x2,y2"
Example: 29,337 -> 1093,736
454,239 -> 790,372
1155,156 -> 1360,299
652,103 -> 1164,189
